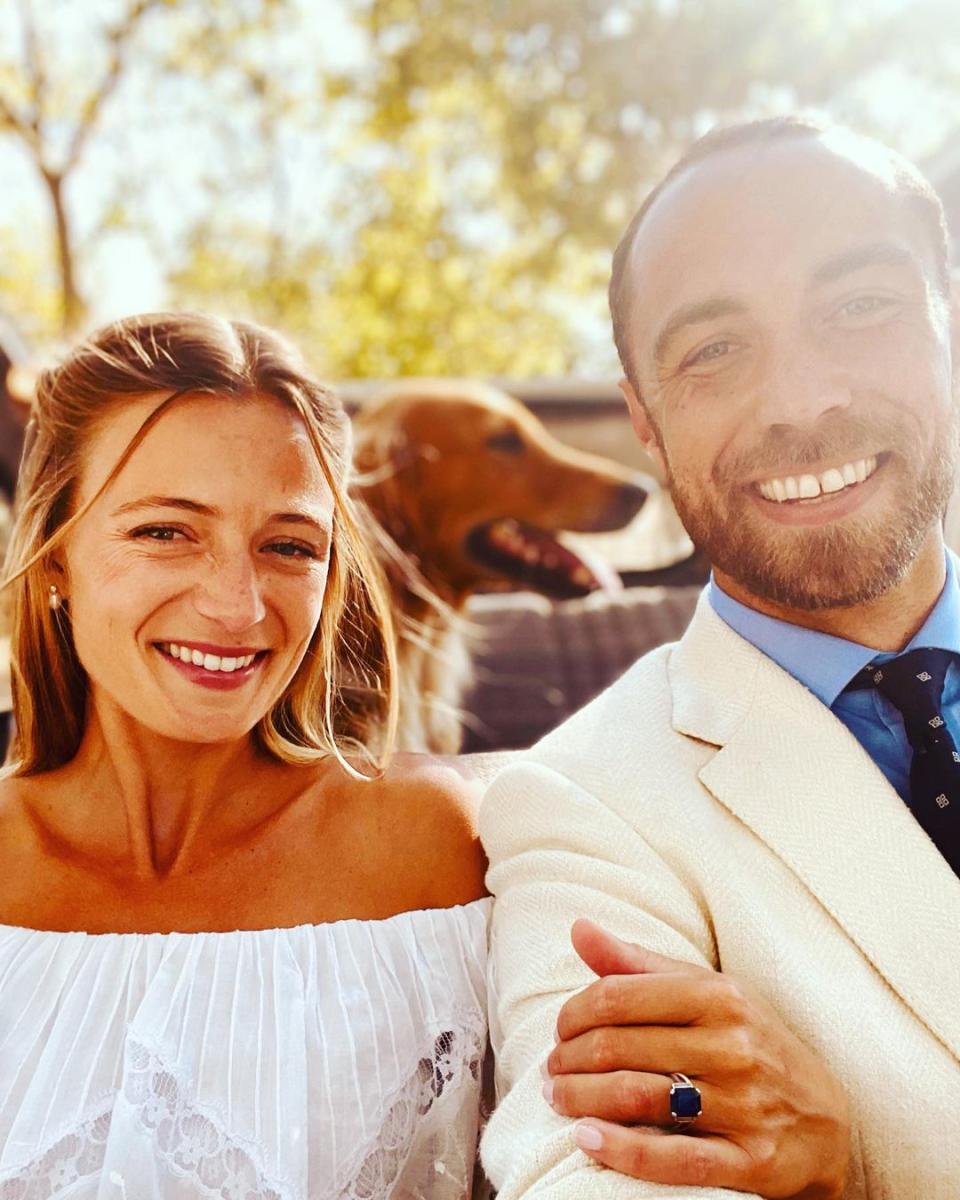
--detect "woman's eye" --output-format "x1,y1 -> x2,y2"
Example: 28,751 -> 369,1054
266,541 -> 319,560
130,525 -> 185,542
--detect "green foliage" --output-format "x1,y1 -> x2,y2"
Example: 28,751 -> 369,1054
334,0 -> 960,259
170,161 -> 576,378
0,224 -> 61,344
2,0 -> 960,372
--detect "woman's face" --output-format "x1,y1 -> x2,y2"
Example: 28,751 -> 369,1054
60,392 -> 336,745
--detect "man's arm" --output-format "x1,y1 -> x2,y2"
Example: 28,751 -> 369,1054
481,759 -> 756,1200
546,922 -> 849,1199
481,755 -> 849,1199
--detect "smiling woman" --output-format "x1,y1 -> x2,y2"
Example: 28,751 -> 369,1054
5,313 -> 394,778
0,313 -> 490,1197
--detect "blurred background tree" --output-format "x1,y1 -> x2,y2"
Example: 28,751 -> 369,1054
1,0 -> 958,375
0,0 -> 289,340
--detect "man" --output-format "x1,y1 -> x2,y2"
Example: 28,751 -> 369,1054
480,116 -> 960,1199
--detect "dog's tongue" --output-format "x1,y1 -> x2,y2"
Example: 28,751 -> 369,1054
475,519 -> 622,599
569,541 -> 623,595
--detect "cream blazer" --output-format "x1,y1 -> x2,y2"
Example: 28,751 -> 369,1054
480,592 -> 960,1199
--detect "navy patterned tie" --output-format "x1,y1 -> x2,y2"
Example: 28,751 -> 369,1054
847,647 -> 960,876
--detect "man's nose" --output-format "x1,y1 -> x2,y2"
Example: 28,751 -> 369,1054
759,339 -> 852,430
192,554 -> 267,632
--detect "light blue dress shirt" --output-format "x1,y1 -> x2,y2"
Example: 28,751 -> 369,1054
709,552 -> 960,801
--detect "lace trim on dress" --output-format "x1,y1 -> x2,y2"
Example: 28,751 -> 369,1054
0,1108 -> 113,1200
120,1040 -> 289,1200
338,1023 -> 486,1200
0,1029 -> 486,1200
0,1042 -> 292,1200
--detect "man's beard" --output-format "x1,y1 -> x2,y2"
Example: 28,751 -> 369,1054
662,410 -> 958,611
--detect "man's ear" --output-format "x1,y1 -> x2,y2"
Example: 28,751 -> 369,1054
618,377 -> 666,479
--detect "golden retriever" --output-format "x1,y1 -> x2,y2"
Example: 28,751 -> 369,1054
351,380 -> 649,752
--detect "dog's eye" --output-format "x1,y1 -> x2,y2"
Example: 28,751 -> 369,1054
486,430 -> 525,455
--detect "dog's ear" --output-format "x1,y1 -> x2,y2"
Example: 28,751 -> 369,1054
352,421 -> 425,557
353,423 -> 415,479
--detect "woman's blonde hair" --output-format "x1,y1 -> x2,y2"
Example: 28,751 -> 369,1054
3,312 -> 398,778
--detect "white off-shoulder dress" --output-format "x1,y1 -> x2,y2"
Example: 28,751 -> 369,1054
0,899 -> 491,1199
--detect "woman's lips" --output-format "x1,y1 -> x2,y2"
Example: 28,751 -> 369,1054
154,644 -> 268,691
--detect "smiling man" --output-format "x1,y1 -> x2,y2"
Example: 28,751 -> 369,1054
480,117 -> 960,1199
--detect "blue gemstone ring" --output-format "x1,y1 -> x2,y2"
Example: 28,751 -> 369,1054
668,1072 -> 702,1130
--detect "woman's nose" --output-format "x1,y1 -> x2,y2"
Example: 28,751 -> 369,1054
192,555 -> 267,632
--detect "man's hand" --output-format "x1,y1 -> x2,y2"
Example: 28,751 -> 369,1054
543,919 -> 850,1199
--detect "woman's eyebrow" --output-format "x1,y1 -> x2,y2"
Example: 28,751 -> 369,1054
270,511 -> 332,535
111,495 -> 331,533
111,495 -> 216,518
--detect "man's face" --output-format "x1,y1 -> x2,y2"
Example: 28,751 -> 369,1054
620,137 -> 957,611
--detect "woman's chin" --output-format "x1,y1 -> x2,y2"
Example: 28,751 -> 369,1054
105,707 -> 263,748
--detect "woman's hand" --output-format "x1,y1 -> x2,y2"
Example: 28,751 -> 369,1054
543,919 -> 850,1199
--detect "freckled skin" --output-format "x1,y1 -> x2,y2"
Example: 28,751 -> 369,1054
619,136 -> 958,646
0,391 -> 488,925
60,394 -> 334,746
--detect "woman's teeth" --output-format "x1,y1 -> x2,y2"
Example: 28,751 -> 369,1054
756,455 -> 878,503
159,643 -> 257,672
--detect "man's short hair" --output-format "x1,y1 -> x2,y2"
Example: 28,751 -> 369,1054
609,115 -> 951,387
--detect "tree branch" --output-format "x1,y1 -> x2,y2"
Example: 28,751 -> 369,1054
62,0 -> 165,173
15,0 -> 46,145
0,0 -> 42,158
0,89 -> 31,143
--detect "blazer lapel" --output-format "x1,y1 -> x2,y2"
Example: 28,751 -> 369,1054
671,595 -> 960,1061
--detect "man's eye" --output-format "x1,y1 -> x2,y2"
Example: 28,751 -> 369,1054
838,295 -> 893,319
685,340 -> 733,368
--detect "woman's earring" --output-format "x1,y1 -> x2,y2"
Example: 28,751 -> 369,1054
48,584 -> 62,611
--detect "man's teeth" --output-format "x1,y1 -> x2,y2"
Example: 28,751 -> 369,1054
160,643 -> 257,672
757,456 -> 878,503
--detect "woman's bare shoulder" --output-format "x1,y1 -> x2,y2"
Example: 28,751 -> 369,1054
367,753 -> 489,909
0,772 -> 44,835
0,773 -> 61,919
383,751 -> 483,804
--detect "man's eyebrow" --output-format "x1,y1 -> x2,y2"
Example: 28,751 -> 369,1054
111,495 -> 332,533
810,241 -> 919,287
653,297 -> 749,365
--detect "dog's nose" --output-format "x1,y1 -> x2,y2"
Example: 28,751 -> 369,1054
603,475 -> 650,527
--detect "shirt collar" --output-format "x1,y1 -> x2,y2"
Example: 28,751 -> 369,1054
708,550 -> 960,708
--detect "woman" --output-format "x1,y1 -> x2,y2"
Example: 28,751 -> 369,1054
0,313 -> 488,1195
0,311 -> 845,1198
